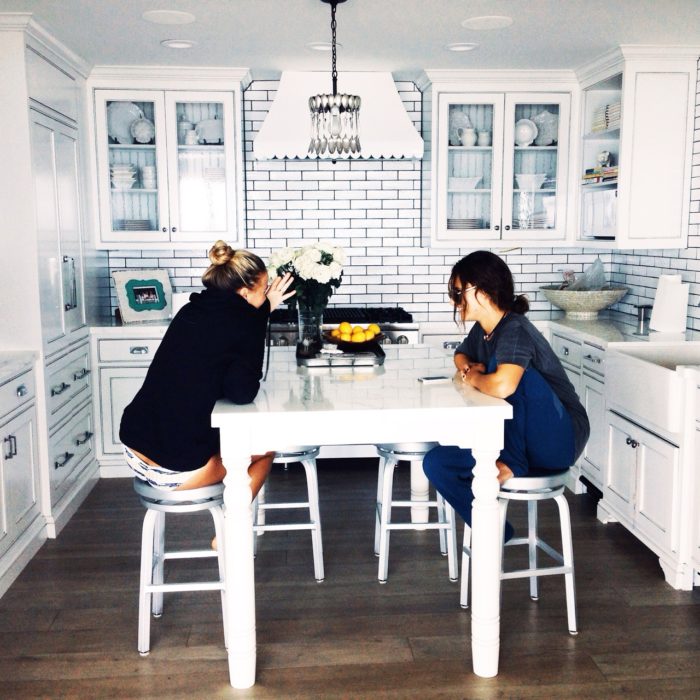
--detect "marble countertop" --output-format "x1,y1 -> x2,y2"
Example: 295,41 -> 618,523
0,352 -> 36,385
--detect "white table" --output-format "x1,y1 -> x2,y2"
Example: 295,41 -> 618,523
211,345 -> 512,688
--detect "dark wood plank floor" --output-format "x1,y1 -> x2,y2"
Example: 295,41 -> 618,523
1,458 -> 699,699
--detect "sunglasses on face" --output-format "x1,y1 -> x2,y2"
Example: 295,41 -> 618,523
449,284 -> 477,302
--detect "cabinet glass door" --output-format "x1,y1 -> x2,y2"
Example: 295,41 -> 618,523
502,94 -> 569,240
95,91 -> 169,243
165,92 -> 236,242
438,95 -> 503,241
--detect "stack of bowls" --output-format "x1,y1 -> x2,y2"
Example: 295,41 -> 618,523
110,163 -> 137,190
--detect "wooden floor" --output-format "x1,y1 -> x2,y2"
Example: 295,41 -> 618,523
1,459 -> 699,699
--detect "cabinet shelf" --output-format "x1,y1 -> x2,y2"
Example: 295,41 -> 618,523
448,188 -> 490,194
178,144 -> 225,152
514,188 -> 557,193
580,180 -> 618,189
583,128 -> 620,141
514,145 -> 558,151
448,145 -> 492,151
110,188 -> 158,194
108,143 -> 156,149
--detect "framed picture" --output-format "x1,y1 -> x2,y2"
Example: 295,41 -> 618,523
112,269 -> 173,323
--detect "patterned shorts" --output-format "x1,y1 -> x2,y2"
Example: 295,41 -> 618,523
123,445 -> 197,490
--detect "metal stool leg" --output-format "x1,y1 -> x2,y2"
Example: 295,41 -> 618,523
152,511 -> 165,617
555,493 -> 578,635
138,508 -> 158,656
528,501 -> 539,601
460,524 -> 471,608
437,492 -> 447,554
377,455 -> 397,583
444,501 -> 458,582
374,454 -> 388,556
301,457 -> 324,582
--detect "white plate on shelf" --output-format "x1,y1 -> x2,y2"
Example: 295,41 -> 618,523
107,102 -> 144,144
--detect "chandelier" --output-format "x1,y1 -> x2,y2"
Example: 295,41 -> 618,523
308,0 -> 361,157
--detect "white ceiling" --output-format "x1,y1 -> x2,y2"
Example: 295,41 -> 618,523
3,0 -> 700,77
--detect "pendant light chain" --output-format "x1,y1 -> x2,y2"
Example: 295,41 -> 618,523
330,1 -> 338,95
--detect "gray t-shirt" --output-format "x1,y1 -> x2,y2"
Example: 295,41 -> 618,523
455,313 -> 590,460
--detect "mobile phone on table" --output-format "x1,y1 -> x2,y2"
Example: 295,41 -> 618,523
417,375 -> 451,384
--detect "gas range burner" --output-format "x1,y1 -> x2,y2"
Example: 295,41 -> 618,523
270,306 -> 414,325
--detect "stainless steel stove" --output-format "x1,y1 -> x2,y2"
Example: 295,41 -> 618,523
269,306 -> 419,346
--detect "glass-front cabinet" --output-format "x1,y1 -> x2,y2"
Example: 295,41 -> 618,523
434,92 -> 570,246
94,89 -> 241,247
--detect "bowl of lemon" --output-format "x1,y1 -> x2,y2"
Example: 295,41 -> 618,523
325,321 -> 384,347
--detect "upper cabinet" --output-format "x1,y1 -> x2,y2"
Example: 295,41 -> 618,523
88,71 -> 247,249
426,73 -> 576,248
576,47 -> 698,249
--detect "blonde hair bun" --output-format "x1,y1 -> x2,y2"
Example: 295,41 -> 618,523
208,239 -> 235,266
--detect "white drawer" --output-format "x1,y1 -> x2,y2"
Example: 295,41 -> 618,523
49,404 -> 94,501
0,370 -> 35,419
696,385 -> 700,424
46,345 -> 91,418
97,338 -> 162,363
551,333 -> 582,368
582,342 -> 605,376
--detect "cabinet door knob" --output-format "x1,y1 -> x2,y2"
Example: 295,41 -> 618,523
504,225 -> 511,231
129,346 -> 149,355
16,384 -> 28,398
162,227 -> 168,233
171,226 -> 177,233
494,225 -> 500,231
51,381 -> 71,396
562,347 -> 569,356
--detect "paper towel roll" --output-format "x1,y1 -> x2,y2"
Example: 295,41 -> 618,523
649,274 -> 689,333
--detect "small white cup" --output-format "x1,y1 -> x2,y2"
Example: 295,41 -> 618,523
477,130 -> 492,147
184,130 -> 198,145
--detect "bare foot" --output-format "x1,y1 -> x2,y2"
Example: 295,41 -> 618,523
496,460 -> 514,484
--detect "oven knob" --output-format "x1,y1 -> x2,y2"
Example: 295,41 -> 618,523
277,336 -> 290,346
396,335 -> 409,344
379,336 -> 393,345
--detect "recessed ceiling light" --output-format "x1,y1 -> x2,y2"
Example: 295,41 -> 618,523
461,15 -> 513,30
306,41 -> 342,51
160,39 -> 197,49
446,42 -> 479,52
142,10 -> 195,25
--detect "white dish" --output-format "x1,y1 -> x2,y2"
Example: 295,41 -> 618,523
532,110 -> 558,146
514,118 -> 538,147
449,176 -> 482,191
107,102 -> 144,144
515,173 -> 547,191
130,118 -> 155,144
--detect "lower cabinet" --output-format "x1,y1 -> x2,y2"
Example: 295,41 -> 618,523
579,343 -> 606,490
0,365 -> 45,598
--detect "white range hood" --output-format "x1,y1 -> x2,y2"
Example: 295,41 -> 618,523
253,71 -> 424,160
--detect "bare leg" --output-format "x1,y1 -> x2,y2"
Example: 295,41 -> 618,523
175,453 -> 227,491
496,460 -> 514,485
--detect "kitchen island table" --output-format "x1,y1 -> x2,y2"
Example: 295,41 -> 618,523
211,344 -> 512,688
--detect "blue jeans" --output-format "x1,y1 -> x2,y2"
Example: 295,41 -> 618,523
423,359 -> 575,528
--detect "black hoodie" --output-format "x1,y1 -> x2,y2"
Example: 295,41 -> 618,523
120,287 -> 269,470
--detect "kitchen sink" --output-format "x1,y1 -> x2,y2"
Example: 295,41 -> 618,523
605,342 -> 700,434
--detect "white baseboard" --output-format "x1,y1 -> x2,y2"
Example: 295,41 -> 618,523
0,517 -> 47,599
45,462 -> 100,538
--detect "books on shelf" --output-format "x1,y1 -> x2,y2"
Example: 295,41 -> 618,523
581,166 -> 618,185
590,101 -> 621,132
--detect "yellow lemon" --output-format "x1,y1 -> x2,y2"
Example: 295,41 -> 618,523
352,331 -> 366,343
352,325 -> 365,335
364,330 -> 375,341
340,333 -> 352,342
368,323 -> 381,335
338,321 -> 352,335
331,328 -> 340,338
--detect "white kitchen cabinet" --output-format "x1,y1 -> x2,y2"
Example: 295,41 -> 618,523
602,411 -> 680,557
30,108 -> 86,355
576,47 -> 697,249
93,87 -> 243,248
0,364 -> 45,598
580,343 -> 606,490
430,87 -> 571,247
550,331 -> 582,397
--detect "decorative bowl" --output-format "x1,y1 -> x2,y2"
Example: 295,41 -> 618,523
514,118 -> 538,147
130,117 -> 155,144
532,109 -> 559,146
515,173 -> 547,191
540,286 -> 629,320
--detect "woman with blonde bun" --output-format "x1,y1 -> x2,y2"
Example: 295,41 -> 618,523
120,240 -> 294,495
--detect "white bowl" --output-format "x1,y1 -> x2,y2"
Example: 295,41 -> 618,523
515,173 -> 547,191
540,286 -> 629,320
449,176 -> 482,191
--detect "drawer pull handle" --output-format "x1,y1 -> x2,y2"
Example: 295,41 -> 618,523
51,381 -> 71,396
75,431 -> 93,446
129,346 -> 150,355
583,354 -> 602,364
3,435 -> 17,459
443,340 -> 460,349
73,368 -> 91,381
54,451 -> 74,469
562,347 -> 569,356
16,384 -> 28,398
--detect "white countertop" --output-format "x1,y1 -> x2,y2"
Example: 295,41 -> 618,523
0,352 -> 36,385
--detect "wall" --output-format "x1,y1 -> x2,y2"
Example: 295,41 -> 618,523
107,67 -> 700,329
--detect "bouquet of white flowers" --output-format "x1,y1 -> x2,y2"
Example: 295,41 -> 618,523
269,241 -> 345,313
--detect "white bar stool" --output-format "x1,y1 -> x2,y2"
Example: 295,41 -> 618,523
460,468 -> 578,634
253,446 -> 324,582
134,478 -> 227,656
375,442 -> 458,584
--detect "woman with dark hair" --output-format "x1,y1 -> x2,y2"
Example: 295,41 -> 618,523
423,250 -> 589,538
120,240 -> 294,495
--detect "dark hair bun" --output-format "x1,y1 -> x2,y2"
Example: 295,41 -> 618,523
512,294 -> 529,314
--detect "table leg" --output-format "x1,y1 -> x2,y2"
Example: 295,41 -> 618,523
221,436 -> 257,689
469,446 -> 502,678
410,459 -> 430,524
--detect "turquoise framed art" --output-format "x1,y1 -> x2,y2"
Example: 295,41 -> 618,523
112,269 -> 173,323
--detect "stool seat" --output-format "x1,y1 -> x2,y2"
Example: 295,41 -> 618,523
375,442 -> 458,584
134,478 -> 227,656
460,468 -> 577,635
253,446 -> 324,582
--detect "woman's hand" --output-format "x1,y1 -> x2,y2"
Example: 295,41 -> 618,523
266,272 -> 295,311
459,361 -> 486,383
